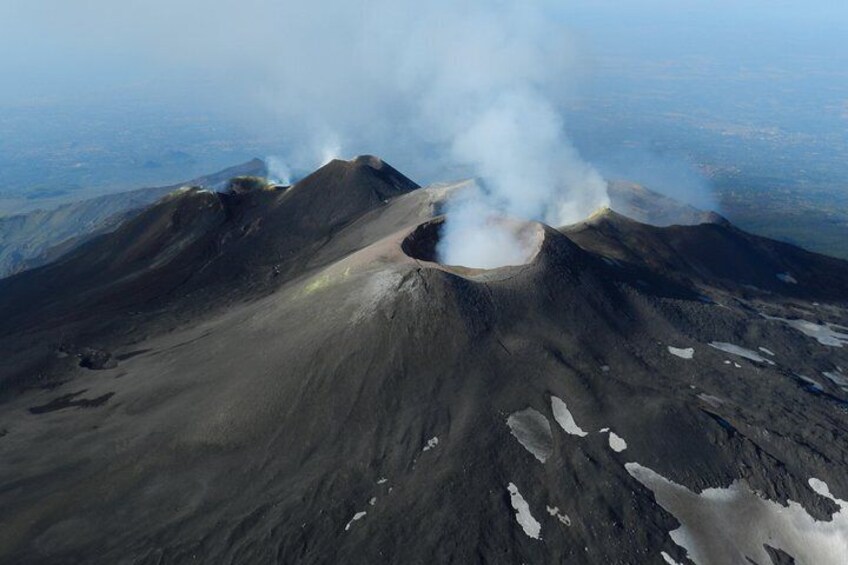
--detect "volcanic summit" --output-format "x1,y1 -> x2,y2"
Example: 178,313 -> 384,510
1,157 -> 847,564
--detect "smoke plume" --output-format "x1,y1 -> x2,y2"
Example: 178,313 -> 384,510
265,157 -> 292,186
9,0 -> 609,266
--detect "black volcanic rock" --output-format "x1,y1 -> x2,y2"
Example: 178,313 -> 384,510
285,155 -> 419,229
77,348 -> 117,370
0,157 -> 419,341
565,208 -> 848,301
0,159 -> 846,564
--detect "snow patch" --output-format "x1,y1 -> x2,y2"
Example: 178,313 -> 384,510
377,478 -> 388,485
797,375 -> 824,392
697,394 -> 724,408
776,272 -> 798,284
608,432 -> 627,452
668,346 -> 694,359
546,505 -> 571,526
344,511 -> 367,531
762,316 -> 848,347
551,396 -> 587,437
823,369 -> 848,391
626,463 -> 848,565
506,408 -> 553,463
507,483 -> 541,539
809,478 -> 831,497
708,342 -> 776,365
422,436 -> 439,452
758,346 -> 775,356
661,551 -> 683,565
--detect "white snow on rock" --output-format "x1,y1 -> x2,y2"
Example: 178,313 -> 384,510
797,375 -> 824,392
763,315 -> 848,347
697,394 -> 724,408
369,497 -> 377,506
550,396 -> 588,437
668,346 -> 695,359
626,463 -> 848,564
507,483 -> 542,539
608,432 -> 627,452
708,342 -> 776,365
599,427 -> 610,433
344,511 -> 367,531
661,551 -> 684,565
823,369 -> 848,391
758,346 -> 775,356
376,478 -> 388,485
809,478 -> 830,497
776,272 -> 798,284
506,408 -> 553,463
422,436 -> 439,452
546,505 -> 571,526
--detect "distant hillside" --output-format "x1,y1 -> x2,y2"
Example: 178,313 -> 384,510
0,159 -> 266,278
607,180 -> 724,227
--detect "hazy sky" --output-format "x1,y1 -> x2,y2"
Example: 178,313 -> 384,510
3,1 -> 844,97
0,0 -> 846,193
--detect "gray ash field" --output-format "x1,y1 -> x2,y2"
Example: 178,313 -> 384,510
1,156 -> 847,564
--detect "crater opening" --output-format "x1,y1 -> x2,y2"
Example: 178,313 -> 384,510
402,219 -> 444,263
402,217 -> 544,271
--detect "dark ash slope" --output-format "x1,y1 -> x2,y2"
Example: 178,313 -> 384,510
0,159 -> 266,279
0,158 -> 846,564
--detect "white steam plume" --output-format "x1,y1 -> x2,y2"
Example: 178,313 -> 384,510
439,88 -> 607,267
265,156 -> 292,186
397,2 -> 609,267
16,0 -> 609,266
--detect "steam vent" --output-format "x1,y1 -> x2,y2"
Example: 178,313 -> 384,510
401,217 -> 545,271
